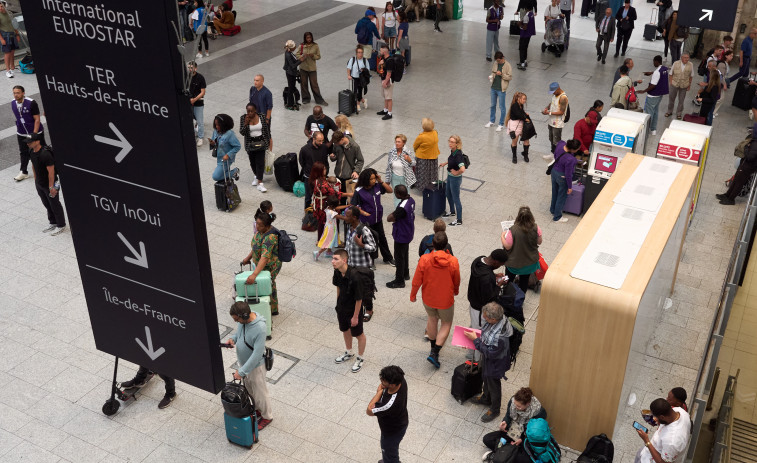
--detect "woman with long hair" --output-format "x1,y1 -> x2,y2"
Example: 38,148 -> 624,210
697,69 -> 721,126
335,114 -> 354,138
239,103 -> 271,192
381,2 -> 399,51
283,39 -> 301,110
297,32 -> 327,105
505,92 -> 531,164
501,206 -> 543,297
440,135 -> 466,226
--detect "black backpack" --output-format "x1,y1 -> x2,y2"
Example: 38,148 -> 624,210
485,442 -> 520,463
390,54 -> 405,82
577,433 -> 614,463
220,379 -> 255,418
351,266 -> 377,300
265,227 -> 297,262
698,49 -> 715,76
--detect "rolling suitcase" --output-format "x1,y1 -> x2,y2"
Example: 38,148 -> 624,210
224,413 -> 258,448
234,263 -> 273,297
563,183 -> 585,215
643,8 -> 657,41
235,294 -> 272,337
338,83 -> 357,116
683,113 -> 706,124
451,360 -> 483,404
274,153 -> 299,192
369,50 -> 378,71
509,13 -> 520,36
732,77 -> 757,110
422,167 -> 446,220
215,161 -> 241,212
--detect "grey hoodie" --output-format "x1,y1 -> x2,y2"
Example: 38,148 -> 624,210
231,315 -> 267,376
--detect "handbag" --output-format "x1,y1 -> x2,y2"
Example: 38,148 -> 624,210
242,325 -> 275,372
249,136 -> 266,151
521,118 -> 537,141
545,150 -> 566,175
211,144 -> 218,158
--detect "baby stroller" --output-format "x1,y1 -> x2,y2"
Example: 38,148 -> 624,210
541,18 -> 568,57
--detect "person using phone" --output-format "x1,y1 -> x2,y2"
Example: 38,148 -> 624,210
635,398 -> 691,463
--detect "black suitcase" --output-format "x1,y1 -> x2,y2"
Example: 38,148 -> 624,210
643,8 -> 657,41
274,152 -> 299,192
338,86 -> 357,116
732,78 -> 757,110
451,361 -> 482,404
215,180 -> 241,212
509,14 -> 520,36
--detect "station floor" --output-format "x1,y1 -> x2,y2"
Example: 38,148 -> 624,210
0,0 -> 748,461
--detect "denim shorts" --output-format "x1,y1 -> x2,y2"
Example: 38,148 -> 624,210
384,26 -> 397,38
1,32 -> 17,53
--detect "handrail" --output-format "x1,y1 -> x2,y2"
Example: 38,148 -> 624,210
711,371 -> 739,463
684,178 -> 757,463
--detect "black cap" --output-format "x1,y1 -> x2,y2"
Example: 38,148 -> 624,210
24,133 -> 43,143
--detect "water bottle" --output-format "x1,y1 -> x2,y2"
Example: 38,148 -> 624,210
497,437 -> 507,448
49,181 -> 60,198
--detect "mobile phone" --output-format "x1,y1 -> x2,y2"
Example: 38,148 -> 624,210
633,421 -> 648,433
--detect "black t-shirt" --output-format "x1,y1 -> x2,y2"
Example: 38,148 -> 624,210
372,378 -> 409,434
305,115 -> 337,140
189,72 -> 207,107
378,54 -> 395,80
333,267 -> 365,312
30,146 -> 57,188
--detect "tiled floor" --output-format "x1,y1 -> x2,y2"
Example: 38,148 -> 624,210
0,0 -> 747,461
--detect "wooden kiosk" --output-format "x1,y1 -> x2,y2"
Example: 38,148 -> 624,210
530,154 -> 698,449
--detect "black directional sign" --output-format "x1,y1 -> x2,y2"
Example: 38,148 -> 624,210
678,0 -> 738,32
23,0 -> 225,393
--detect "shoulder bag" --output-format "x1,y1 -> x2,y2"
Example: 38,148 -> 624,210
242,323 -> 274,371
546,150 -> 566,175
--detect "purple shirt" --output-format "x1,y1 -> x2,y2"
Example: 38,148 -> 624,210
553,141 -> 578,190
487,6 -> 503,31
391,197 -> 415,244
520,11 -> 536,38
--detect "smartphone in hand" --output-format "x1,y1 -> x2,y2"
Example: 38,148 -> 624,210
633,421 -> 648,433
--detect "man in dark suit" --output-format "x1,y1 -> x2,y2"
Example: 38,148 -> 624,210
595,7 -> 615,64
614,0 -> 636,58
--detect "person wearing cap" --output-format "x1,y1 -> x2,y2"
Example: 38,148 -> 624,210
614,0 -> 637,58
0,1 -> 20,79
355,10 -> 381,59
283,40 -> 302,110
542,82 -> 568,155
466,249 -> 509,361
11,85 -> 45,182
25,133 -> 66,235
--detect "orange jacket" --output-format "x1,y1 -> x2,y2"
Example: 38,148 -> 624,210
410,250 -> 460,309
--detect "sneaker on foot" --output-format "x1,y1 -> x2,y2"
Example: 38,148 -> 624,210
427,350 -> 440,368
120,376 -> 150,389
251,178 -> 259,186
650,130 -> 657,136
482,450 -> 493,461
196,138 -> 203,147
6,70 -> 13,78
386,280 -> 405,288
363,98 -> 368,109
158,393 -> 176,409
335,351 -> 354,364
351,356 -> 364,373
196,52 -> 203,59
554,217 -> 568,223
496,125 -> 504,132
313,250 -> 319,261
716,193 -> 728,201
484,122 -> 494,128
471,394 -> 492,406
204,51 -> 210,57
42,225 -> 56,233
448,220 -> 462,226
257,183 -> 267,193
382,113 -> 393,120
13,171 -> 29,181
257,418 -> 272,430
720,197 -> 736,205
51,226 -> 67,236
442,211 -> 455,218
384,258 -> 396,266
377,109 -> 388,115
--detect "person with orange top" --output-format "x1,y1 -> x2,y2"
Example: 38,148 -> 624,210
410,231 -> 460,368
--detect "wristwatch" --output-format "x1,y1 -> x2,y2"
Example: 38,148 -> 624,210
646,442 -> 652,448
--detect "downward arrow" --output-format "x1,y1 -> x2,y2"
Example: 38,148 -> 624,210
135,326 -> 166,361
95,122 -> 133,163
117,232 -> 148,268
699,9 -> 713,22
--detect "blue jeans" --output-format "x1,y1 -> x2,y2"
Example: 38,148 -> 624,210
212,160 -> 238,182
729,56 -> 752,83
490,88 -> 507,125
380,425 -> 408,463
550,169 -> 568,221
446,174 -> 463,221
486,29 -> 500,59
644,96 -> 662,131
193,105 -> 204,139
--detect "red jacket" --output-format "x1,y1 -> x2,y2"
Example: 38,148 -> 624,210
410,250 -> 460,309
573,109 -> 599,153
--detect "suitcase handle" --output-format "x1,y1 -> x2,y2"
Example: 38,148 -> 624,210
244,279 -> 261,305
239,262 -> 252,272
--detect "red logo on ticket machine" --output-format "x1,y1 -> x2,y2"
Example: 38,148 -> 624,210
658,143 -> 700,162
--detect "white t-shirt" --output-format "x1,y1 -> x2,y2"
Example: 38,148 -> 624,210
391,158 -> 404,176
544,5 -> 561,19
636,407 -> 691,463
383,11 -> 398,28
248,121 -> 263,137
648,65 -> 662,98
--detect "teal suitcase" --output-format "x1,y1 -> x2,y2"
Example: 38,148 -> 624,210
236,288 -> 272,337
224,413 -> 258,448
234,263 -> 272,297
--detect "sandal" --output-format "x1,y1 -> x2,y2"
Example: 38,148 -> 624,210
363,311 -> 373,322
664,113 -> 672,117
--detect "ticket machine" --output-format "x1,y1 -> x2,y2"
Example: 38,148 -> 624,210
606,108 -> 652,155
584,114 -> 650,212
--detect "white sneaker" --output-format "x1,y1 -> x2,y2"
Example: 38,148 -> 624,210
351,356 -> 364,373
484,122 -> 494,128
496,125 -> 504,132
6,70 -> 13,78
196,138 -> 203,147
42,225 -> 56,233
204,51 -> 210,57
362,98 -> 368,109
13,171 -> 29,182
196,52 -> 203,59
251,178 -> 259,186
554,217 -> 568,223
51,226 -> 67,236
257,183 -> 267,193
650,130 -> 657,136
335,351 -> 354,363
482,451 -> 493,461
313,250 -> 319,261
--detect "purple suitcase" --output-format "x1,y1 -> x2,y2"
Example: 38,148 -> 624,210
563,183 -> 584,215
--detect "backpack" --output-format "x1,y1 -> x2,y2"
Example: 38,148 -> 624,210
19,56 -> 34,74
735,134 -> 753,159
356,223 -> 380,261
507,317 -> 525,366
563,104 -> 571,123
497,282 -> 525,324
698,49 -> 715,76
357,22 -> 371,45
220,379 -> 255,418
625,85 -> 637,104
265,227 -> 297,262
485,442 -> 520,463
462,153 -> 471,169
390,53 -> 405,82
301,208 -> 317,231
577,433 -> 614,463
351,266 -> 377,300
524,419 -> 561,463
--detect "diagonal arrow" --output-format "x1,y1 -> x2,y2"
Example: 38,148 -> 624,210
699,9 -> 713,22
135,326 -> 166,361
94,122 -> 133,163
117,232 -> 148,268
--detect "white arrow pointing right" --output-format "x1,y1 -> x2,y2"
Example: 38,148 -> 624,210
135,326 -> 166,361
699,9 -> 713,22
94,122 -> 133,163
117,232 -> 148,268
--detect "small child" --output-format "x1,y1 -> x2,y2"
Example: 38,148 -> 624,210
314,196 -> 346,261
253,200 -> 274,235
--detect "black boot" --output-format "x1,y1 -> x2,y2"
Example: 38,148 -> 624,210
522,145 -> 530,163
511,145 -> 517,164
